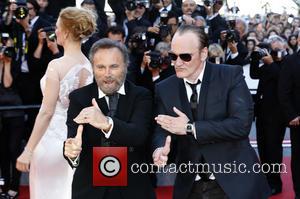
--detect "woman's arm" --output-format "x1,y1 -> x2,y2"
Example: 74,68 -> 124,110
16,60 -> 61,172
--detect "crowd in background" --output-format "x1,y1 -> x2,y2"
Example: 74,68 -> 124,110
0,0 -> 299,198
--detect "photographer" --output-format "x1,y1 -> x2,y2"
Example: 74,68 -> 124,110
3,0 -> 52,141
203,0 -> 227,43
219,27 -> 248,66
250,35 -> 288,195
137,41 -> 174,93
123,1 -> 151,42
0,37 -> 24,199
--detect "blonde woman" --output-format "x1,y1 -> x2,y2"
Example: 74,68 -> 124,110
16,7 -> 96,199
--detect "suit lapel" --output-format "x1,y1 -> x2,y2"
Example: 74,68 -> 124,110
115,81 -> 131,120
198,62 -> 212,120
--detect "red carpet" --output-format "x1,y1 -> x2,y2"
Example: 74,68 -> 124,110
18,157 -> 294,199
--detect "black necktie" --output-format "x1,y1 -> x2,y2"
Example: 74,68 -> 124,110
101,93 -> 119,147
188,80 -> 210,181
187,80 -> 201,121
107,93 -> 119,117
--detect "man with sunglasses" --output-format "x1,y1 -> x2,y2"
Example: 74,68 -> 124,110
152,25 -> 270,199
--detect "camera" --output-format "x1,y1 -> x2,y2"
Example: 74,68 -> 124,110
129,32 -> 148,53
203,0 -> 213,6
147,50 -> 171,69
0,33 -> 14,58
251,42 -> 270,60
0,46 -> 15,58
159,24 -> 171,38
125,0 -> 149,11
9,0 -> 28,20
225,30 -> 237,43
42,26 -> 56,41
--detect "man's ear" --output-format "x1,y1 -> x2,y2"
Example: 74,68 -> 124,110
200,47 -> 208,62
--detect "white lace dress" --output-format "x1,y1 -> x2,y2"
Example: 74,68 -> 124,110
29,63 -> 93,199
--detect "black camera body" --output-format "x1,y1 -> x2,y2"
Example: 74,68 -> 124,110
0,33 -> 14,58
225,30 -> 238,43
10,0 -> 28,20
43,26 -> 56,41
251,42 -> 270,60
0,46 -> 15,58
125,0 -> 149,11
147,50 -> 171,69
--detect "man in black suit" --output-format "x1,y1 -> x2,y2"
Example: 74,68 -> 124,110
250,35 -> 287,195
152,25 -> 270,199
278,33 -> 300,199
63,39 -> 156,199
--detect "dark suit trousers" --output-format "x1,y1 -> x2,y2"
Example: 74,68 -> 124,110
187,180 -> 228,199
291,126 -> 300,195
256,113 -> 286,189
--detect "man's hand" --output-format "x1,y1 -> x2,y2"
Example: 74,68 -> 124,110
73,98 -> 111,131
64,125 -> 83,159
155,107 -> 189,135
289,116 -> 300,126
262,51 -> 274,65
153,136 -> 171,167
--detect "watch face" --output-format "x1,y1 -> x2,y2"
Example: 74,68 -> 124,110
186,124 -> 193,132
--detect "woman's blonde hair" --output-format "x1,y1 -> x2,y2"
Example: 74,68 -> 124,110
59,7 -> 97,41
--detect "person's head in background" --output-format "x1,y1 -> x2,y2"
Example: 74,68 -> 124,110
27,0 -> 40,20
56,7 -> 96,47
106,26 -> 125,43
246,38 -> 256,53
167,11 -> 179,37
208,43 -> 224,64
212,0 -> 223,14
134,2 -> 147,19
235,18 -> 248,40
81,0 -> 97,14
193,15 -> 206,28
36,0 -> 48,13
181,0 -> 197,16
282,27 -> 292,40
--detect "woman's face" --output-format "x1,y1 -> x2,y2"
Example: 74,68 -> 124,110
247,41 -> 255,52
289,36 -> 297,46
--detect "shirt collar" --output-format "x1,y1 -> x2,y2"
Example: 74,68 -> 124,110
184,61 -> 206,85
98,83 -> 126,99
29,16 -> 39,28
159,4 -> 172,12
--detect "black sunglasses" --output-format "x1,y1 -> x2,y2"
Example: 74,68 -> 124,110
168,52 -> 193,62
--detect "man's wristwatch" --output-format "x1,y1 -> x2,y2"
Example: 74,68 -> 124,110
186,121 -> 194,136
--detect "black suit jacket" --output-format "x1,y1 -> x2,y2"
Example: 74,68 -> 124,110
250,59 -> 284,119
153,62 -> 270,199
65,81 -> 156,199
278,52 -> 300,123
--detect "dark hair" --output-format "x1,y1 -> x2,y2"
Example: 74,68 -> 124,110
89,38 -> 129,67
167,11 -> 179,24
176,24 -> 208,49
27,0 -> 40,13
106,26 -> 125,38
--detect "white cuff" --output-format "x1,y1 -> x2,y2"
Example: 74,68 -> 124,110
230,52 -> 239,59
101,117 -> 114,139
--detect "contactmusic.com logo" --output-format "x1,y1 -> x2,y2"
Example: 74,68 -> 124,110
93,147 -> 128,186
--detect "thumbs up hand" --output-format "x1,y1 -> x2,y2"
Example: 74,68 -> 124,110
64,125 -> 84,159
153,136 -> 171,167
73,98 -> 111,131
